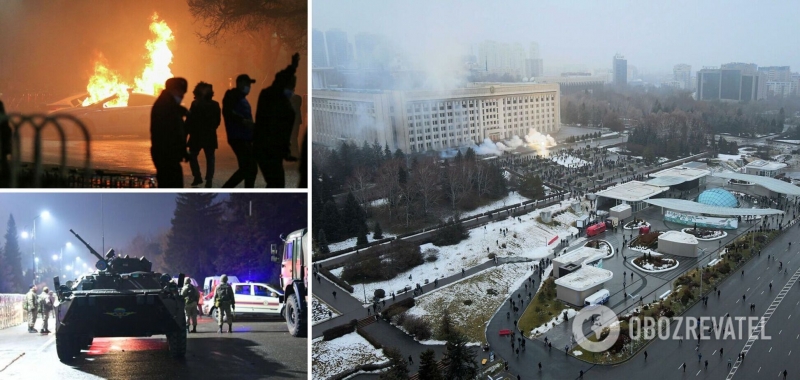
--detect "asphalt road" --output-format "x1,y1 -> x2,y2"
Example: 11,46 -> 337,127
0,314 -> 307,380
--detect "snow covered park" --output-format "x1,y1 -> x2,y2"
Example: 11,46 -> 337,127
327,231 -> 397,253
312,333 -> 387,380
405,263 -> 533,343
331,200 -> 580,300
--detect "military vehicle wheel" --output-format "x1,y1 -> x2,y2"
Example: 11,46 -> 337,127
286,293 -> 306,337
56,334 -> 75,362
167,330 -> 187,358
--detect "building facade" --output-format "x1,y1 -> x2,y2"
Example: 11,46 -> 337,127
697,66 -> 762,102
311,29 -> 328,68
673,64 -> 692,90
312,83 -> 561,153
325,29 -> 351,68
613,54 -> 627,86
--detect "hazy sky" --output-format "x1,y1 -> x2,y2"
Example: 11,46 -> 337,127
0,193 -> 225,270
313,0 -> 800,74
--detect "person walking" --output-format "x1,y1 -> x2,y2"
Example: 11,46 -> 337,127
38,287 -> 54,333
222,74 -> 257,188
181,277 -> 200,333
682,362 -> 686,372
24,285 -> 38,333
408,355 -> 413,364
253,53 -> 300,188
150,77 -> 189,188
644,351 -> 648,360
185,82 -> 221,188
213,274 -> 235,333
728,358 -> 732,369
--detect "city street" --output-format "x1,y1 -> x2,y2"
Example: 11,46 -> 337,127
0,315 -> 307,379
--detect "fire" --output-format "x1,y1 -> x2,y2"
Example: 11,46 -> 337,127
82,13 -> 174,107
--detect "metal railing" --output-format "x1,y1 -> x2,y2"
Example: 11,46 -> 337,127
0,294 -> 25,330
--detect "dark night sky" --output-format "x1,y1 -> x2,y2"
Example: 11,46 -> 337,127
0,193 -> 225,270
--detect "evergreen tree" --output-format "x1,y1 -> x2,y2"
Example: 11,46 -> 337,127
342,192 -> 367,237
166,194 -> 222,279
384,143 -> 392,161
418,349 -> 443,380
373,222 -> 384,239
316,229 -> 330,255
3,215 -> 23,292
437,309 -> 456,341
442,333 -> 478,380
321,200 -> 345,242
356,224 -> 369,246
381,347 -> 409,380
519,175 -> 545,199
0,246 -> 13,293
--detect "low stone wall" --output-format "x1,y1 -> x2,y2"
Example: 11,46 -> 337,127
0,294 -> 25,330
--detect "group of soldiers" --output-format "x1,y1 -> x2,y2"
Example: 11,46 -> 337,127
179,274 -> 235,334
22,285 -> 54,334
150,53 -> 303,188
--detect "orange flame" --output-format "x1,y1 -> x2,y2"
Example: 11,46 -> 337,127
82,13 -> 174,107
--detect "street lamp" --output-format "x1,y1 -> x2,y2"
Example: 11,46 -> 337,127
23,211 -> 51,285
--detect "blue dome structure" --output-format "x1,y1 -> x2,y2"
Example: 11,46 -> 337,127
697,188 -> 739,208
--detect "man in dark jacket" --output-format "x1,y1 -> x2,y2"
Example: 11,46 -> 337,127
150,77 -> 189,188
222,74 -> 257,188
186,82 -> 221,188
253,53 -> 300,188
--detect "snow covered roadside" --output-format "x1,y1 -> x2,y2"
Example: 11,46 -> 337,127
333,201 -> 577,300
312,296 -> 340,326
528,308 -> 578,337
405,263 -> 533,344
461,192 -> 531,218
630,257 -> 679,273
312,333 -> 387,380
328,231 -> 397,253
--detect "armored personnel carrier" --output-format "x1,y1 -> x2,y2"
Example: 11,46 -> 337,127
53,229 -> 187,362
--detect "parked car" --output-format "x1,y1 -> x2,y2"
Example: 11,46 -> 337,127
209,282 -> 284,322
50,92 -> 156,138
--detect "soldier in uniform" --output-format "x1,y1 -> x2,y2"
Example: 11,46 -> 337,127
38,287 -> 54,333
24,285 -> 38,333
181,277 -> 200,333
213,274 -> 235,333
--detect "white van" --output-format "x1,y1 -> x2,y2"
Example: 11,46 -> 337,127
583,289 -> 610,309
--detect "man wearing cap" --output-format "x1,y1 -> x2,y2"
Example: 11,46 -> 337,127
150,77 -> 189,188
24,285 -> 38,333
38,286 -> 54,333
254,53 -> 300,188
222,74 -> 257,188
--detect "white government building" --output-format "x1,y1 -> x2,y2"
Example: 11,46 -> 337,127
312,83 -> 561,153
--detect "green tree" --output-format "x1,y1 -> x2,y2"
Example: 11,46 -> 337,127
442,333 -> 478,380
3,215 -> 24,292
436,309 -> 456,341
380,347 -> 409,380
166,194 -> 222,279
356,224 -> 369,246
418,349 -> 443,380
0,246 -> 13,293
342,192 -> 367,237
315,229 -> 330,255
519,174 -> 545,199
373,222 -> 384,239
321,200 -> 345,242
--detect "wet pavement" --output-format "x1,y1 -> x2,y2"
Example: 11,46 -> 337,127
0,314 -> 307,380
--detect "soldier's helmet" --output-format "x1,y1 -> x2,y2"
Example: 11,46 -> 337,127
43,287 -> 49,293
184,277 -> 191,284
220,274 -> 228,283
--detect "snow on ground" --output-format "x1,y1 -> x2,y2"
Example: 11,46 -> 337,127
340,200 -> 579,301
777,140 -> 800,144
312,296 -> 339,325
551,154 -> 588,168
328,231 -> 397,253
574,350 -> 583,356
528,308 -> 577,337
312,333 -> 387,380
370,198 -> 389,207
718,153 -> 743,161
461,192 -> 530,218
405,263 -> 532,343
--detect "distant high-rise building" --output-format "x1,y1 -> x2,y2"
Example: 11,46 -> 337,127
477,40 -> 527,76
312,29 -> 328,67
529,42 -> 540,59
354,32 -> 384,69
697,65 -> 762,102
758,66 -> 791,82
525,59 -> 543,78
325,29 -> 351,68
613,54 -> 627,86
673,64 -> 692,90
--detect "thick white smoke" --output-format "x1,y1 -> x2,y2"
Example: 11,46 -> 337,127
474,138 -> 504,156
524,128 -> 557,147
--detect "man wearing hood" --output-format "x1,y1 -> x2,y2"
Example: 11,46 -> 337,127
253,53 -> 300,188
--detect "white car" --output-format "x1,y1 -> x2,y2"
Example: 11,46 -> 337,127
50,92 -> 156,138
212,282 -> 284,322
